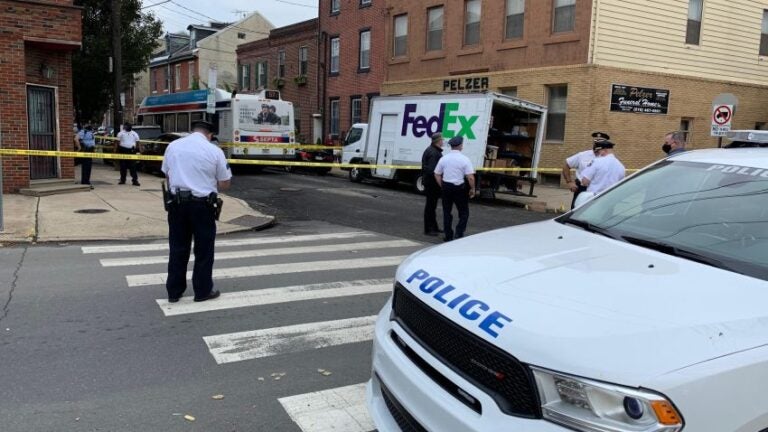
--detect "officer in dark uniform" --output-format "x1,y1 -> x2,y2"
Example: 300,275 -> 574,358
421,132 -> 444,236
161,120 -> 232,303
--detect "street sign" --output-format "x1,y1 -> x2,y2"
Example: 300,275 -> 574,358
711,104 -> 733,137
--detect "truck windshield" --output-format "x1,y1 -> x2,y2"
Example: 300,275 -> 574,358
345,128 -> 362,146
561,160 -> 768,281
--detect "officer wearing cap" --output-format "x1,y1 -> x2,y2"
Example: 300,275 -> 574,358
161,120 -> 232,303
562,131 -> 609,209
580,140 -> 625,195
421,132 -> 444,236
434,136 -> 475,242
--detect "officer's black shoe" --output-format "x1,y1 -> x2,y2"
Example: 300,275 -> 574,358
168,297 -> 180,303
132,181 -> 141,187
194,290 -> 220,302
118,180 -> 126,185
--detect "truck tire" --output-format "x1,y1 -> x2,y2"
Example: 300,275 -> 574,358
349,166 -> 365,182
413,174 -> 426,195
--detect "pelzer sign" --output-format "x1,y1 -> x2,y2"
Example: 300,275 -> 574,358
401,103 -> 479,139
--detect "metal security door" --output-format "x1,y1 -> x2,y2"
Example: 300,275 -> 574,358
27,86 -> 58,179
374,114 -> 397,177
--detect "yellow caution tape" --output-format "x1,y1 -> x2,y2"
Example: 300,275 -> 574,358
0,148 -> 639,172
95,135 -> 341,150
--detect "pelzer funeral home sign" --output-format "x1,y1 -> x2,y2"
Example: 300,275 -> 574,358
610,84 -> 670,115
443,76 -> 490,93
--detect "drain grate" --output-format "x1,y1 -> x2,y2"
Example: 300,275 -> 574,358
74,209 -> 110,214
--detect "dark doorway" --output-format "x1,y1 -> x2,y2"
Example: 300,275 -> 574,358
27,86 -> 58,179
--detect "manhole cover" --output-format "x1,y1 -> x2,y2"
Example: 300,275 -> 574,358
280,187 -> 301,192
74,209 -> 110,214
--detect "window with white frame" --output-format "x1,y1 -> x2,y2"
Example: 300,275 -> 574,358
546,85 -> 568,141
505,0 -> 525,39
239,63 -> 251,89
359,30 -> 371,70
351,97 -> 362,124
686,0 -> 703,45
761,10 -> 768,56
330,99 -> 340,136
331,0 -> 340,14
393,14 -> 408,57
278,50 -> 286,78
174,64 -> 181,90
360,0 -> 371,6
553,0 -> 576,33
164,67 -> 169,91
299,46 -> 309,76
464,0 -> 481,46
256,62 -> 268,88
188,61 -> 194,89
330,38 -> 340,74
426,6 -> 443,51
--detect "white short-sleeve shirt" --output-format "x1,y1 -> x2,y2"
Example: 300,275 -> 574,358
580,153 -> 626,194
434,150 -> 475,186
566,149 -> 595,181
117,130 -> 140,149
161,132 -> 232,197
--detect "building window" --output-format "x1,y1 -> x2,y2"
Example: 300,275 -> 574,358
239,63 -> 251,90
174,64 -> 181,90
330,98 -> 340,136
164,67 -> 170,91
686,0 -> 703,45
299,46 -> 309,76
237,32 -> 246,39
278,50 -> 286,78
257,61 -> 268,88
393,14 -> 408,57
360,0 -> 371,6
505,0 -> 525,40
351,97 -> 362,124
760,10 -> 768,55
464,0 -> 481,46
426,6 -> 443,51
331,0 -> 340,14
553,0 -> 576,33
546,85 -> 568,141
330,38 -> 340,74
359,30 -> 371,70
680,118 -> 693,143
188,61 -> 194,89
501,87 -> 518,98
152,70 -> 158,92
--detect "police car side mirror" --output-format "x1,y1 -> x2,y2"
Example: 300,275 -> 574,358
573,192 -> 596,209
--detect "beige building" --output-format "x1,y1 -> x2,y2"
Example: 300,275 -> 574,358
382,0 -> 768,180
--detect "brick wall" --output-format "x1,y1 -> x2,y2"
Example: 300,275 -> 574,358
319,0 -> 386,142
0,0 -> 81,193
237,19 -> 319,144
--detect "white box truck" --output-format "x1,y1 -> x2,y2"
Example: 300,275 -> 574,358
342,93 -> 548,197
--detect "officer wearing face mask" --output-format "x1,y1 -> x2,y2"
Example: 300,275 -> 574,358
662,131 -> 687,156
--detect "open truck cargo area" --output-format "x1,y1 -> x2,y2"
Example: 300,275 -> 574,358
342,92 -> 548,197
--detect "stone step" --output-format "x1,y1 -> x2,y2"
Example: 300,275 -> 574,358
19,182 -> 90,197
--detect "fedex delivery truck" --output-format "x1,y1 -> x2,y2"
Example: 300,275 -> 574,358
342,93 -> 547,197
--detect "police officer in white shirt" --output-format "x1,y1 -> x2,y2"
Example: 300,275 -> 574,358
115,122 -> 141,186
161,120 -> 232,303
580,140 -> 625,195
562,131 -> 609,209
434,136 -> 476,242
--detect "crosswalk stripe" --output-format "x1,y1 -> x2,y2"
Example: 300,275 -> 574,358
203,316 -> 377,365
156,279 -> 392,316
81,231 -> 377,254
126,255 -> 407,287
278,383 -> 373,432
101,239 -> 420,267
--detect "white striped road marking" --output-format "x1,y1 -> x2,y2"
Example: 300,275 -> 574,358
156,279 -> 392,316
101,239 -> 419,267
80,231 -> 377,254
278,383 -> 373,432
203,316 -> 377,364
126,255 -> 407,287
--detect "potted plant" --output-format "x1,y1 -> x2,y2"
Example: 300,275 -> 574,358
294,75 -> 307,86
273,77 -> 285,88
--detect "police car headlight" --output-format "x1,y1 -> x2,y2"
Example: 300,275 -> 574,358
532,367 -> 683,432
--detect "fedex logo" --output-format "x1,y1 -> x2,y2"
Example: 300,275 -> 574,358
401,103 -> 479,139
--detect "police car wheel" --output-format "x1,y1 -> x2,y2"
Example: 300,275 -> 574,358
414,174 -> 426,195
349,167 -> 364,182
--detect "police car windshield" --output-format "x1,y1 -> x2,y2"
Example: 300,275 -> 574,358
564,160 -> 768,281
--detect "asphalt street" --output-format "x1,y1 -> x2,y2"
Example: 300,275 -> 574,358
0,170 -> 551,431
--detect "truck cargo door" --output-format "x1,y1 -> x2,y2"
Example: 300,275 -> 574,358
374,114 -> 397,178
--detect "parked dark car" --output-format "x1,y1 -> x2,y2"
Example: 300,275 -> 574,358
140,132 -> 188,175
285,149 -> 334,175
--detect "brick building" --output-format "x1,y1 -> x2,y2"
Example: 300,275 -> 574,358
319,0 -> 386,143
0,0 -> 82,193
381,0 -> 768,180
236,19 -> 320,144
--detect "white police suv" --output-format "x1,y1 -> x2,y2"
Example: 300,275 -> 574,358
367,133 -> 768,432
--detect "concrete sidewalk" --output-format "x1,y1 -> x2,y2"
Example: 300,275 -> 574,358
0,165 -> 275,244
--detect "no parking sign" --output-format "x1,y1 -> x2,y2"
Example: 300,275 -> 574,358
711,104 -> 733,137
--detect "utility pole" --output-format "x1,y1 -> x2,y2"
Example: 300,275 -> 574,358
111,0 -> 122,133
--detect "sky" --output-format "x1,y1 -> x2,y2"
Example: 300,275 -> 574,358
144,0 -> 318,34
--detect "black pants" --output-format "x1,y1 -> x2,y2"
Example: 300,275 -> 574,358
423,179 -> 441,233
80,147 -> 94,185
166,200 -> 217,300
118,146 -> 138,183
442,182 -> 469,241
570,179 -> 588,209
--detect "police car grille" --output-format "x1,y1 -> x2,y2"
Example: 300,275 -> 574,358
392,284 -> 541,418
378,375 -> 428,432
